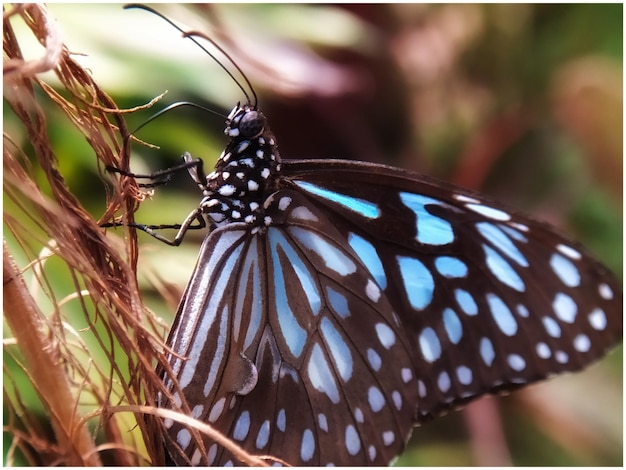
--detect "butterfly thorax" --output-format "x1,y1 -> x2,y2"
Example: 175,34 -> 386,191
202,104 -> 282,228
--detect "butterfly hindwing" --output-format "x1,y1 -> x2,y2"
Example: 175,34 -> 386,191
160,189 -> 418,465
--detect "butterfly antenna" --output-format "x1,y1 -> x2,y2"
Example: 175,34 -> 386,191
130,102 -> 227,136
124,4 -> 257,107
184,30 -> 258,109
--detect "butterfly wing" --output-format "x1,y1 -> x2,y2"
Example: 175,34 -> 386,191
160,189 -> 418,465
281,159 -> 622,421
159,157 -> 621,466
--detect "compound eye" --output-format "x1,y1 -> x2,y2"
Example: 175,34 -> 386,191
239,110 -> 266,138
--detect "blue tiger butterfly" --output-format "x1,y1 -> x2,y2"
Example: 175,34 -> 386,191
117,5 -> 622,466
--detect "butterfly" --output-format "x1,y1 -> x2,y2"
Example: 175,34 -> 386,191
117,4 -> 623,467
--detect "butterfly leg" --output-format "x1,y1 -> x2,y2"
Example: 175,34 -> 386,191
103,153 -> 209,245
134,206 -> 207,246
105,153 -> 204,189
101,207 -> 207,245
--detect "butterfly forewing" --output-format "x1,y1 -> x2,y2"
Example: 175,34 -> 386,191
282,159 -> 622,420
160,189 -> 418,465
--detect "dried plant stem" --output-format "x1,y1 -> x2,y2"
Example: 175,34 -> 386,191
3,241 -> 102,466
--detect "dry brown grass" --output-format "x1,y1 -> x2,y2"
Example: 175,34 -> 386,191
4,4 -> 167,465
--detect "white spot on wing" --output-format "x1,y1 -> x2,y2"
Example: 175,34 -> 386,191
318,413 -> 328,432
375,323 -> 396,349
291,205 -> 318,221
367,348 -> 382,371
418,380 -> 426,397
256,420 -> 270,449
573,334 -> 591,352
233,411 -> 251,441
208,444 -> 218,465
507,354 -> 526,371
354,407 -> 364,423
454,194 -> 480,204
191,449 -> 202,465
278,196 -> 292,211
301,429 -> 315,462
365,279 -> 381,302
466,202 -> 511,221
557,243 -> 582,260
382,431 -> 395,446
553,292 -> 577,323
177,429 -> 191,449
368,386 -> 384,412
392,390 -> 402,410
208,397 -> 226,423
510,222 -> 529,232
277,409 -> 286,432
308,343 -> 341,403
588,308 -> 607,330
555,350 -> 569,363
599,283 -> 613,300
289,227 -> 357,276
191,405 -> 204,418
345,425 -> 360,456
536,342 -> 551,358
437,371 -> 451,392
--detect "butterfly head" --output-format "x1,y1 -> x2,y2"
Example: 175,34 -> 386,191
225,103 -> 267,139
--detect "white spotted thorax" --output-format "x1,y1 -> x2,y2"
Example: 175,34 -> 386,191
202,103 -> 281,228
157,99 -> 622,466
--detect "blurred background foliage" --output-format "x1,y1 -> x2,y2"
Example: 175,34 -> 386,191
4,3 -> 622,466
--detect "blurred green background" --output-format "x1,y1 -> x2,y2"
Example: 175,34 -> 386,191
4,3 -> 622,466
